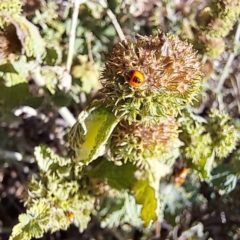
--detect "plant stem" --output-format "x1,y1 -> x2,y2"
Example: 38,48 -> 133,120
216,22 -> 240,92
99,0 -> 125,41
66,0 -> 87,72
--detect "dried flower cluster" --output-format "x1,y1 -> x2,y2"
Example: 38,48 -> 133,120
179,109 -> 238,178
99,32 -> 203,168
110,118 -> 179,168
101,32 -> 203,124
195,0 -> 240,57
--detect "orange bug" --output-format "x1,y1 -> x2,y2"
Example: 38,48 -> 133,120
67,212 -> 74,223
174,167 -> 188,187
124,70 -> 144,87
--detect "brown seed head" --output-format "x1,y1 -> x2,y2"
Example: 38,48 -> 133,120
101,31 -> 203,123
110,118 -> 179,168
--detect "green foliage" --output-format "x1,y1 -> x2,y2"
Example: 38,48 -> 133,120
179,110 -> 238,178
0,0 -> 22,27
2,0 -> 240,239
10,146 -> 95,239
87,159 -> 138,190
98,193 -> 142,228
10,199 -> 50,240
194,0 -> 240,57
71,55 -> 101,93
210,164 -> 238,194
206,109 -> 238,158
86,159 -> 158,225
133,180 -> 157,226
1,14 -> 46,59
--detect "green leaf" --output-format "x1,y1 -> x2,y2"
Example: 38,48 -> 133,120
43,44 -> 62,65
0,110 -> 18,122
87,158 -> 158,226
34,146 -> 54,172
71,55 -> 101,93
34,145 -> 72,174
23,220 -> 43,238
68,101 -> 121,165
11,15 -> 46,58
99,193 -> 142,228
10,223 -> 31,240
190,152 -> 215,179
27,199 -> 50,226
10,204 -> 47,240
211,164 -> 238,194
0,62 -> 26,86
0,83 -> 29,109
52,93 -> 72,107
24,96 -> 43,108
133,180 -> 157,226
88,159 -> 138,190
87,158 -> 158,225
11,56 -> 28,77
18,214 -> 32,226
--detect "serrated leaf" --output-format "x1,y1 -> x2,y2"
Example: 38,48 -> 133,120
34,145 -> 72,174
87,159 -> 158,226
40,68 -> 57,94
68,101 -> 121,165
10,224 -> 31,240
24,220 -> 43,238
34,146 -> 54,172
211,164 -> 238,194
10,210 -> 45,240
99,193 -> 142,228
27,199 -> 50,226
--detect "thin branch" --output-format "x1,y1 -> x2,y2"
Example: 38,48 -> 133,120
216,22 -> 240,92
99,0 -> 125,41
0,149 -> 34,164
86,32 -> 94,63
66,0 -> 87,72
0,149 -> 23,161
58,107 -> 76,127
155,221 -> 161,236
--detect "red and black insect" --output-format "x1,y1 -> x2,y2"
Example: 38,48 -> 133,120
124,70 -> 144,87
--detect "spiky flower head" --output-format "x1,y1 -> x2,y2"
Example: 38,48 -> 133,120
101,31 -> 203,124
206,109 -> 238,158
196,32 -> 225,58
179,117 -> 212,164
205,0 -> 240,38
194,0 -> 240,58
109,118 -> 179,169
